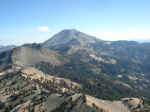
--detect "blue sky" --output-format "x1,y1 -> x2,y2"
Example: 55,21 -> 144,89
0,0 -> 150,45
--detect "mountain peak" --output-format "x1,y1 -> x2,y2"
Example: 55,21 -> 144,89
43,29 -> 101,48
55,29 -> 86,40
55,29 -> 82,39
61,29 -> 79,32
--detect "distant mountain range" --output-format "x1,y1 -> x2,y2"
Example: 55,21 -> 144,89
135,39 -> 150,43
0,45 -> 16,52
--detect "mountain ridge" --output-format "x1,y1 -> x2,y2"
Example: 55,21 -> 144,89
1,29 -> 150,111
1,30 -> 150,99
0,67 -> 145,112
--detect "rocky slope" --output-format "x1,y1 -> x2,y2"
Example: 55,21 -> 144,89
1,29 -> 150,111
41,29 -> 150,100
0,67 -> 147,112
0,67 -> 81,112
0,44 -> 68,71
1,30 -> 150,100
